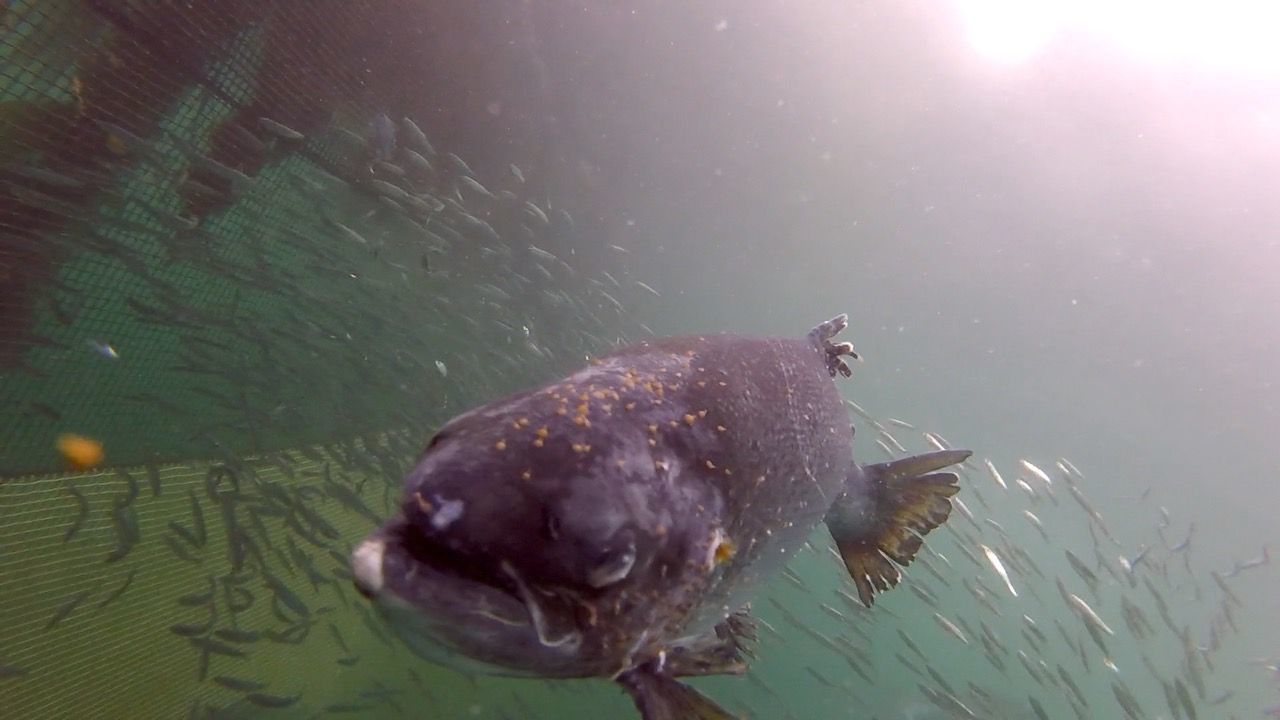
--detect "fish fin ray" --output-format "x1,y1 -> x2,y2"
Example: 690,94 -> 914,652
618,666 -> 739,720
664,608 -> 756,678
827,452 -> 968,606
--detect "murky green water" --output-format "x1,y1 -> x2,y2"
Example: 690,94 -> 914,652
2,2 -> 1276,718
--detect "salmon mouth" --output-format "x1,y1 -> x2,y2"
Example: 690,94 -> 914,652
352,522 -> 527,626
350,521 -> 589,675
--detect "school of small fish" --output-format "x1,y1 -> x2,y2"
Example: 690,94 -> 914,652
0,32 -> 1274,720
0,99 -> 673,717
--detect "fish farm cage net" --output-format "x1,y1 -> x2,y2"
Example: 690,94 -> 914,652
0,2 -> 649,716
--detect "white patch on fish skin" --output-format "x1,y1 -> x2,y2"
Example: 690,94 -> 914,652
435,360 -> 448,377
351,538 -> 386,595
430,495 -> 464,530
704,527 -> 728,571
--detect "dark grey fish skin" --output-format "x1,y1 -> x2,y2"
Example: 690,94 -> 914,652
352,316 -> 968,720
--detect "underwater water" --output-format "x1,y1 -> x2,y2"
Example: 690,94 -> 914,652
1,1 -> 1277,718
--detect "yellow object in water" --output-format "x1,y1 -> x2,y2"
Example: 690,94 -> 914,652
56,434 -> 103,470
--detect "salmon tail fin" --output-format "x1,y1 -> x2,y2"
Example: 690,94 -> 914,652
826,450 -> 970,607
618,665 -> 739,720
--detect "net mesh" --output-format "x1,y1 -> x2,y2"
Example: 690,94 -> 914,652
1,2 -> 648,716
1,0 -> 645,473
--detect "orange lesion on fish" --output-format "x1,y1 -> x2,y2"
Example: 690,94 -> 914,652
571,442 -> 591,454
494,439 -> 507,451
714,537 -> 736,565
520,469 -> 532,481
682,413 -> 696,425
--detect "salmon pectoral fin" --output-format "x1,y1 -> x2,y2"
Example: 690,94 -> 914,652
618,666 -> 739,720
826,450 -> 970,607
664,608 -> 756,678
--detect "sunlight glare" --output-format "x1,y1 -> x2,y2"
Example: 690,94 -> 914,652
953,0 -> 1280,73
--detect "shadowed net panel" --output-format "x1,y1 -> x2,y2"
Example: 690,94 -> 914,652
0,4 -> 650,717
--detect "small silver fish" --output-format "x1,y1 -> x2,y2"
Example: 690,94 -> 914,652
87,339 -> 119,359
979,544 -> 1018,597
257,117 -> 304,141
1067,593 -> 1115,636
635,281 -> 661,298
1019,459 -> 1053,487
983,459 -> 1008,490
933,612 -> 969,644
